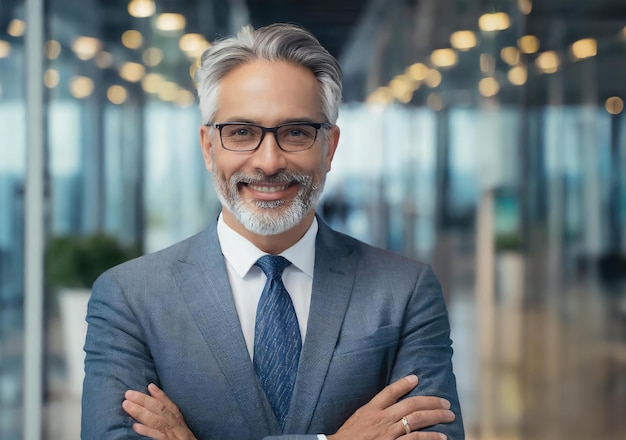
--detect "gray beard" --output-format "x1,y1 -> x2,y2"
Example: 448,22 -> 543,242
212,168 -> 326,236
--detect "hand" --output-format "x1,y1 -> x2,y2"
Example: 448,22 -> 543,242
122,383 -> 197,440
328,375 -> 455,440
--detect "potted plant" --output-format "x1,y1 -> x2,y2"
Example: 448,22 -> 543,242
45,233 -> 139,397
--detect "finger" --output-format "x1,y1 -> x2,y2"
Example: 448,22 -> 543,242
123,399 -> 166,429
132,422 -> 167,440
125,390 -> 180,427
404,408 -> 455,431
369,375 -> 419,409
148,384 -> 184,420
406,432 -> 447,440
388,395 -> 451,420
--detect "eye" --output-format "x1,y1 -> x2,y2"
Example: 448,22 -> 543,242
222,125 -> 258,138
288,128 -> 305,137
280,125 -> 316,140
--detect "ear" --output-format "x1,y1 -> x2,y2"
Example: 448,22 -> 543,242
200,125 -> 214,172
324,125 -> 340,172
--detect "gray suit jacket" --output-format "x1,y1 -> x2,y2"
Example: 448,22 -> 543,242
81,218 -> 464,439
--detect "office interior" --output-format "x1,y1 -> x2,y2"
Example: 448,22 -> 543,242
1,0 -> 625,438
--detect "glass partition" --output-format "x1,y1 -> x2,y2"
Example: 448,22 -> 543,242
0,2 -> 26,438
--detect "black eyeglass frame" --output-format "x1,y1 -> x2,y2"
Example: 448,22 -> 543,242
208,121 -> 334,152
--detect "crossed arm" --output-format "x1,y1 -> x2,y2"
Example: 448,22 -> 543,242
123,375 -> 455,440
85,262 -> 463,439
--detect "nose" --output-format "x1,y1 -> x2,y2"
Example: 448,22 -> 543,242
250,130 -> 287,175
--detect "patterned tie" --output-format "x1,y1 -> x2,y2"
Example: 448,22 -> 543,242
254,255 -> 302,429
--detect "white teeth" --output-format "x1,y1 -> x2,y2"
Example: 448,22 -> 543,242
248,184 -> 289,193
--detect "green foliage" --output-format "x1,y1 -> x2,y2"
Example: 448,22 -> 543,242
45,234 -> 140,289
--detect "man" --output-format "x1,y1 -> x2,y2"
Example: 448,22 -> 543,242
82,23 -> 464,440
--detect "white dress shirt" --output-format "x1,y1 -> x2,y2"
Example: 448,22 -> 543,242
217,214 -> 317,358
216,215 -> 327,439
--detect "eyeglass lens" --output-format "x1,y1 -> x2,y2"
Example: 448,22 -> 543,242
220,124 -> 318,151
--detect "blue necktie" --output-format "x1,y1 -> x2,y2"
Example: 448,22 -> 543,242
254,255 -> 302,429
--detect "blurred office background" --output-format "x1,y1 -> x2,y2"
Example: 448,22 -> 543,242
1,0 -> 626,438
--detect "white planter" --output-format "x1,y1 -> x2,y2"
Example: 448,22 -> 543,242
58,288 -> 91,398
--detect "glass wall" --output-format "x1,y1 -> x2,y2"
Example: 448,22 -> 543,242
2,0 -> 625,438
0,0 -> 26,437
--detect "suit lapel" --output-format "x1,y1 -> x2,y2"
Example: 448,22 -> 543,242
171,224 -> 278,437
285,218 -> 358,433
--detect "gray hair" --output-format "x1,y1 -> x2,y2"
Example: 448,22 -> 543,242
196,23 -> 343,125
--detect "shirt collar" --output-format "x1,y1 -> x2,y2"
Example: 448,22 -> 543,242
217,214 -> 317,279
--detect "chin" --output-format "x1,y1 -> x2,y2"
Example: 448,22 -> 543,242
233,201 -> 309,236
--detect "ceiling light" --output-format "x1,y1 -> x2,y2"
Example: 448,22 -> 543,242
406,62 -> 429,81
44,69 -> 60,88
142,73 -> 165,93
95,51 -> 113,69
478,13 -> 510,32
122,30 -> 143,49
450,31 -> 477,51
430,48 -> 458,68
158,81 -> 179,101
7,19 -> 25,37
72,36 -> 102,60
535,51 -> 560,74
606,97 -> 624,115
508,65 -> 527,86
365,86 -> 393,106
500,46 -> 520,66
518,35 -> 540,54
45,40 -> 61,59
424,69 -> 442,88
0,40 -> 11,58
143,47 -> 164,66
128,0 -> 155,18
120,62 -> 145,82
107,85 -> 128,104
389,75 -> 416,102
175,89 -> 196,107
179,33 -> 208,53
156,13 -> 186,32
478,77 -> 500,97
518,0 -> 532,15
69,76 -> 95,99
571,38 -> 597,60
178,33 -> 211,58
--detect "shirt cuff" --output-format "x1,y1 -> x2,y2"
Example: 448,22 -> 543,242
317,435 -> 328,440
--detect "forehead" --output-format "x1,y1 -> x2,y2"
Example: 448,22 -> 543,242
216,60 -> 323,123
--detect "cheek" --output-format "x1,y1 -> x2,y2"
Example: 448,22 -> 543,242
211,153 -> 240,178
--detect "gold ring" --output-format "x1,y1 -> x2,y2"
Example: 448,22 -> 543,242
401,416 -> 411,435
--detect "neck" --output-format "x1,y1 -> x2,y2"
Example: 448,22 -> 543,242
221,209 -> 315,255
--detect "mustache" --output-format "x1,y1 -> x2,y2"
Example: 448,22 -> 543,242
230,170 -> 311,186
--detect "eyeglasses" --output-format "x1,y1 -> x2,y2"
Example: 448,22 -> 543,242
211,121 -> 333,152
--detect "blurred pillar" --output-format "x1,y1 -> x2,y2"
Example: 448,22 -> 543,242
81,79 -> 106,232
432,109 -> 453,300
24,0 -> 45,438
610,112 -> 622,253
475,191 -> 496,438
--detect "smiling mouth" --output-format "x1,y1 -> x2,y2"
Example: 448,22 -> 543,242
247,183 -> 292,193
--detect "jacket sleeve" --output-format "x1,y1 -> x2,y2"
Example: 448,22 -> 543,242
390,264 -> 465,440
81,271 -> 157,439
